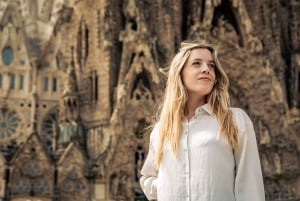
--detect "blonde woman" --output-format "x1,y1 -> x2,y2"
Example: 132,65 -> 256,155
139,40 -> 265,201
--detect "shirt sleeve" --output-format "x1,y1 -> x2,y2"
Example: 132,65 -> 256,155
139,124 -> 159,200
234,109 -> 265,201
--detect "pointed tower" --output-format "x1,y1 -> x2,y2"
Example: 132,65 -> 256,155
61,47 -> 79,123
57,47 -> 84,151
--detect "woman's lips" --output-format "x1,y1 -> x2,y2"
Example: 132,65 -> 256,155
198,77 -> 211,81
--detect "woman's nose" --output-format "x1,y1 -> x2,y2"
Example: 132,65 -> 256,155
201,64 -> 210,74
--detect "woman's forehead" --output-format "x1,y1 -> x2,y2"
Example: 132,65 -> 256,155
188,48 -> 213,60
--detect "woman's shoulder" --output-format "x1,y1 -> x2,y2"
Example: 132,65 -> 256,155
149,122 -> 161,140
230,107 -> 253,131
230,107 -> 248,117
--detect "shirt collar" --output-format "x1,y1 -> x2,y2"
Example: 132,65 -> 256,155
195,103 -> 213,116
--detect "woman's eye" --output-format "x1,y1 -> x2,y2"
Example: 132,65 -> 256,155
208,64 -> 216,69
192,62 -> 201,65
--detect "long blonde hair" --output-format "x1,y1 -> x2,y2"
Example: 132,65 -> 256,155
156,40 -> 239,166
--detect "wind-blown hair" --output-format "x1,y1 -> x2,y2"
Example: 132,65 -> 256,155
156,40 -> 239,166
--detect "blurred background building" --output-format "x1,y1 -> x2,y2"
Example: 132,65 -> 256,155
0,0 -> 299,200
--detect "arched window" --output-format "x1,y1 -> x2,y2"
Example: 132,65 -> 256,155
19,74 -> 24,90
53,77 -> 57,92
44,77 -> 49,91
10,73 -> 15,89
41,108 -> 59,151
2,46 -> 14,66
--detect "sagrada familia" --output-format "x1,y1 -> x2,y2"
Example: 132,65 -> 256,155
0,0 -> 299,200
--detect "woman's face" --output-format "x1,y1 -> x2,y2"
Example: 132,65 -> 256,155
181,48 -> 216,99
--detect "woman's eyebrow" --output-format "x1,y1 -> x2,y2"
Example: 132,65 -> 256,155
192,58 -> 215,63
191,58 -> 202,61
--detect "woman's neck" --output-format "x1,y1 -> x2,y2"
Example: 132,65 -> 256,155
184,96 -> 206,120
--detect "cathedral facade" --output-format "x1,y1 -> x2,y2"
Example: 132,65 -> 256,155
0,0 -> 299,201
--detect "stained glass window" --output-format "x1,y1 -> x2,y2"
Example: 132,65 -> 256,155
12,178 -> 31,194
2,46 -> 14,66
33,179 -> 50,194
42,108 -> 59,151
0,108 -> 19,138
22,160 -> 43,178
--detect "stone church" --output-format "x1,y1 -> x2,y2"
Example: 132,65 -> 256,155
0,0 -> 299,200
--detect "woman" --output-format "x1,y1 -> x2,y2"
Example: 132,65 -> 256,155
139,40 -> 265,201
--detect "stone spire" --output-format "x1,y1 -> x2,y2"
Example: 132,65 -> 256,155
57,47 -> 84,150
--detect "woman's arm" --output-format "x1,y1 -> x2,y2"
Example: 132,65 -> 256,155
139,125 -> 159,200
233,109 -> 265,201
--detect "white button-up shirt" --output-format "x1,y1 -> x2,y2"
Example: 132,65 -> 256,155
140,104 -> 265,201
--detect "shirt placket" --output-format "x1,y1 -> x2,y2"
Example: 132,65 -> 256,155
183,123 -> 190,201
